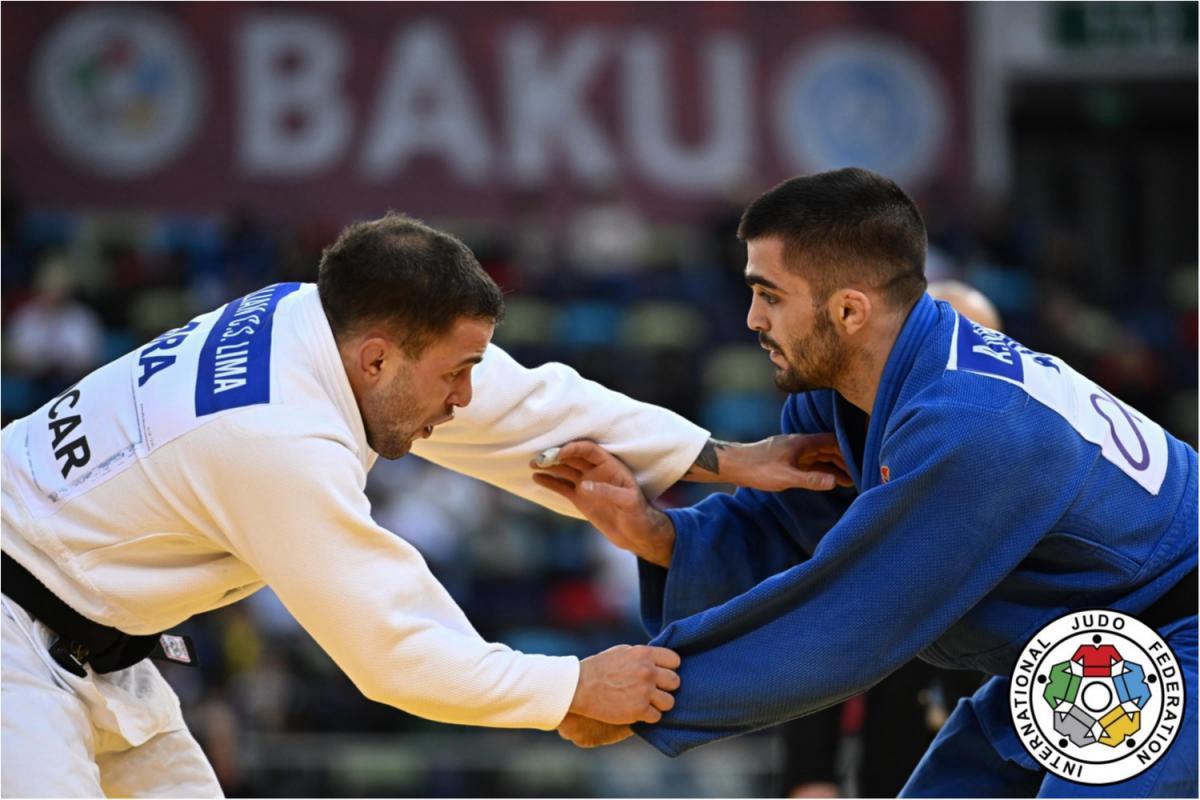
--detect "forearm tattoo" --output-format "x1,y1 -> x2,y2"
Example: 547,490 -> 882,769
691,438 -> 731,475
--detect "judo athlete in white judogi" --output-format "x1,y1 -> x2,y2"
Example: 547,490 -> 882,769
1,214 -> 845,797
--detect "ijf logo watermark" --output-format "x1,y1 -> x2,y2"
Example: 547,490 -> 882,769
32,8 -> 205,177
1010,609 -> 1185,785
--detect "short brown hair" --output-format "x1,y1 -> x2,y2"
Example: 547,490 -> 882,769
737,168 -> 927,308
318,213 -> 504,356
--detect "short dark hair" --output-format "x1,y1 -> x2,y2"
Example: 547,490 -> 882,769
737,167 -> 927,308
317,213 -> 504,356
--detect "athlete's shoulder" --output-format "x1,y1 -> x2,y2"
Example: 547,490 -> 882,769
908,310 -> 1068,419
174,405 -> 366,496
215,402 -> 356,451
906,314 -> 1173,497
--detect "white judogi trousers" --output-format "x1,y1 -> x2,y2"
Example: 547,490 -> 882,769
1,596 -> 222,798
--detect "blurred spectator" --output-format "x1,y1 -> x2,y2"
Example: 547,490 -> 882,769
4,255 -> 103,394
509,190 -> 561,277
926,279 -> 1003,330
565,183 -> 654,278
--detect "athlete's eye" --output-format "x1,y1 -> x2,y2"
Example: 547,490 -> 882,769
756,290 -> 778,306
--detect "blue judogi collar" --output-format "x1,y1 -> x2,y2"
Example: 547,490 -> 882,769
833,292 -> 940,493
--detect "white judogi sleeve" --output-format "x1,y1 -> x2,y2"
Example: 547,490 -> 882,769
206,411 -> 580,730
411,344 -> 710,518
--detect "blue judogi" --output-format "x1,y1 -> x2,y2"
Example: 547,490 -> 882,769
634,294 -> 1197,796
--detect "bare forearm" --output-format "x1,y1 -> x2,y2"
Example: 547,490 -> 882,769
680,434 -> 851,493
681,438 -> 735,483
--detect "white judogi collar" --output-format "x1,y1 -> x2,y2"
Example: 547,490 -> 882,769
285,285 -> 376,473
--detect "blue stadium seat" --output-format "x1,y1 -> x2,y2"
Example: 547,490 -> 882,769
554,301 -> 624,348
101,329 -> 139,362
23,210 -> 77,249
700,390 -> 784,441
1,375 -> 38,419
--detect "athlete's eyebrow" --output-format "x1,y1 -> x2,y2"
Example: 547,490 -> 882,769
451,355 -> 485,370
745,273 -> 783,292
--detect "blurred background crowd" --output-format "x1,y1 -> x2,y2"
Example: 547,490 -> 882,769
2,2 -> 1196,797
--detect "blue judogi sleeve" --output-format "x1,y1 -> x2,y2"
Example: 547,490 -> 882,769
639,393 -> 854,635
634,391 -> 1082,756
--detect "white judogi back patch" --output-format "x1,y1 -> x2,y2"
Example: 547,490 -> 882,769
946,313 -> 1167,495
10,283 -> 300,515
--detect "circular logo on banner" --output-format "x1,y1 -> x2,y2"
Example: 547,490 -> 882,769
31,8 -> 205,178
774,35 -> 949,185
1010,609 -> 1185,785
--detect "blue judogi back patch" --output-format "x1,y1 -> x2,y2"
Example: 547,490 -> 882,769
195,283 -> 301,416
954,313 -> 1024,383
947,311 -> 1167,495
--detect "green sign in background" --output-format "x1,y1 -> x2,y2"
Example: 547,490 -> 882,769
1054,2 -> 1198,53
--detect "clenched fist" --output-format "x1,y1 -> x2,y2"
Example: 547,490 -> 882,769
569,644 -> 681,725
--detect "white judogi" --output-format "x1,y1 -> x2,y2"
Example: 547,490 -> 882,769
1,283 -> 707,797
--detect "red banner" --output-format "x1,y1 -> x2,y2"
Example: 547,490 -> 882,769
2,2 -> 967,223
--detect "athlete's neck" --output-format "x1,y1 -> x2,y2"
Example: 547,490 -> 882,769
834,312 -> 906,415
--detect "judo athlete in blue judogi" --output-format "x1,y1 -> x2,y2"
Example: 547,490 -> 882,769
536,168 -> 1197,796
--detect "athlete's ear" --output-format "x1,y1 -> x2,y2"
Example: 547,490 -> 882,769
358,338 -> 389,382
830,289 -> 871,336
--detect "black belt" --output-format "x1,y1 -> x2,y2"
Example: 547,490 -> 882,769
2,552 -> 194,676
1138,565 -> 1198,631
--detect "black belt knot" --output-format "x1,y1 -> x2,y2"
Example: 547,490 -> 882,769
2,551 -> 194,676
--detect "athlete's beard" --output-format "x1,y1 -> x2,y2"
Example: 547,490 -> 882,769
361,365 -> 428,460
762,311 -> 847,394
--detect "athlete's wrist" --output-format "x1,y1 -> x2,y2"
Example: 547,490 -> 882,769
635,508 -> 675,568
